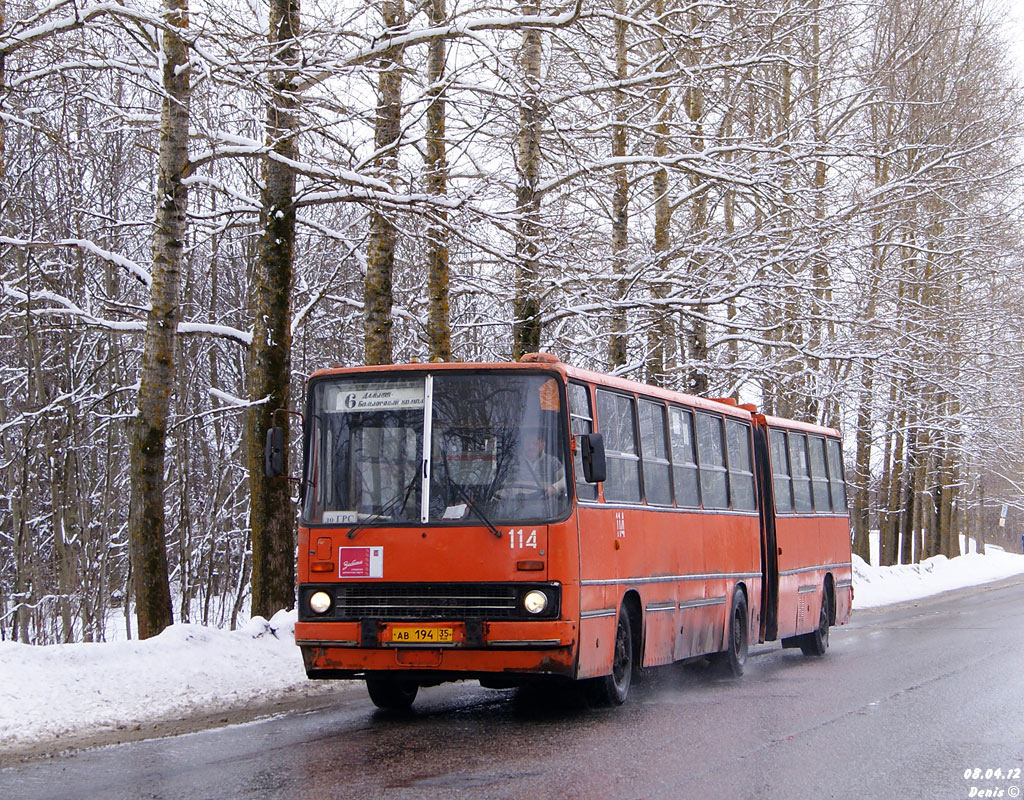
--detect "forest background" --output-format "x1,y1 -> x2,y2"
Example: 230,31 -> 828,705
2,0 -> 1024,645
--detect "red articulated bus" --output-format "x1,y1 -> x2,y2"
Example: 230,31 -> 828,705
278,353 -> 852,709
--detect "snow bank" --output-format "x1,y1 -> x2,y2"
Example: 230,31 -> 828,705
0,610 -> 308,748
852,550 -> 1024,609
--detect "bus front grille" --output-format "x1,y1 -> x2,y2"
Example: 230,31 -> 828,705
301,582 -> 525,621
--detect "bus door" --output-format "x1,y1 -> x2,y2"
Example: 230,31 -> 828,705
752,423 -> 779,642
569,382 -> 617,679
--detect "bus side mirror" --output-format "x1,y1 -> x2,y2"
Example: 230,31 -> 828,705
580,433 -> 606,483
265,426 -> 285,478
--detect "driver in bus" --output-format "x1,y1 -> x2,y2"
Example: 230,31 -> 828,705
498,430 -> 567,500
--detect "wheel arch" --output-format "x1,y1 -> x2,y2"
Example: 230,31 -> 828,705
823,573 -> 836,625
621,589 -> 643,668
734,581 -> 753,641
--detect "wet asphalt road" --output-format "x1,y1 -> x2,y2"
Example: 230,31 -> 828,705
3,578 -> 1024,800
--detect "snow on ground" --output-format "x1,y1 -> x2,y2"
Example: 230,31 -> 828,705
852,548 -> 1024,607
0,610 -> 313,751
2,547 -> 1024,753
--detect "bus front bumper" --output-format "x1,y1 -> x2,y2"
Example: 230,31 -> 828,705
295,619 -> 577,679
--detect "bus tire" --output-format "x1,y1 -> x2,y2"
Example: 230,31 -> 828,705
586,607 -> 633,706
717,589 -> 748,677
799,587 -> 830,657
366,676 -> 418,710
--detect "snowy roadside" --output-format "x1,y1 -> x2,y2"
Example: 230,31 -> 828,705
851,549 -> 1024,607
0,610 -> 344,760
2,549 -> 1024,762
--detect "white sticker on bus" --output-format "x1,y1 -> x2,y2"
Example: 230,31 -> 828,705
323,510 -> 358,524
338,546 -> 383,579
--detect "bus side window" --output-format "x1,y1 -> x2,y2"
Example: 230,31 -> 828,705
725,419 -> 756,511
827,438 -> 848,512
639,399 -> 672,506
770,429 -> 792,513
669,407 -> 700,507
789,433 -> 813,513
596,390 -> 641,503
808,436 -> 831,512
695,412 -> 729,509
569,383 -> 598,501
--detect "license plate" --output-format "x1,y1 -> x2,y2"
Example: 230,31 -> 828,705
390,626 -> 454,644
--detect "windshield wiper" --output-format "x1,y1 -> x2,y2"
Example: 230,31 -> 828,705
346,473 -> 419,540
438,448 -> 503,539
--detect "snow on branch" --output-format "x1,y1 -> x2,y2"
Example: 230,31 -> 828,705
0,236 -> 151,287
0,1 -> 166,57
2,281 -> 252,345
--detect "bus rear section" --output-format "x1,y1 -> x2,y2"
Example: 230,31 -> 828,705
755,416 -> 853,653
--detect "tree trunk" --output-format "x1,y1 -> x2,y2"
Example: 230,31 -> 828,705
425,0 -> 450,361
645,0 -> 672,387
128,0 -> 189,639
879,393 -> 905,567
683,4 -> 708,396
607,0 -> 628,370
364,0 -> 404,366
974,480 -> 986,555
248,0 -> 300,619
512,0 -> 543,359
0,0 -> 6,211
851,360 -> 873,562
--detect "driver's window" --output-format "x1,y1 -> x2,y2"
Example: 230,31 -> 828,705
569,383 -> 597,501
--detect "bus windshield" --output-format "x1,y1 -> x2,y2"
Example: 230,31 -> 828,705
303,372 -> 570,526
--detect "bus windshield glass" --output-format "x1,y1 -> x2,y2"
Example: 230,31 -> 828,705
303,372 -> 569,526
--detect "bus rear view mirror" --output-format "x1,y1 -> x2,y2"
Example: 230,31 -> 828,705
581,433 -> 606,483
265,426 -> 285,478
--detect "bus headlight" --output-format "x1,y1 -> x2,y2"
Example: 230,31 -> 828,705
523,589 -> 548,615
309,591 -> 332,615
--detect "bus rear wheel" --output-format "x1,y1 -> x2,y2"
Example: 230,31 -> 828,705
586,607 -> 633,706
366,676 -> 418,710
714,590 -> 748,677
799,588 -> 831,657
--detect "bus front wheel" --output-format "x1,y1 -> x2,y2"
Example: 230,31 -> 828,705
586,607 -> 633,706
366,676 -> 418,710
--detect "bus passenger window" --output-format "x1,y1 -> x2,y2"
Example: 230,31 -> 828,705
827,438 -> 848,512
669,407 -> 700,507
789,433 -> 813,513
695,412 -> 728,509
725,419 -> 756,511
569,383 -> 597,501
809,436 -> 831,512
770,429 -> 792,513
639,399 -> 672,506
596,390 -> 641,503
